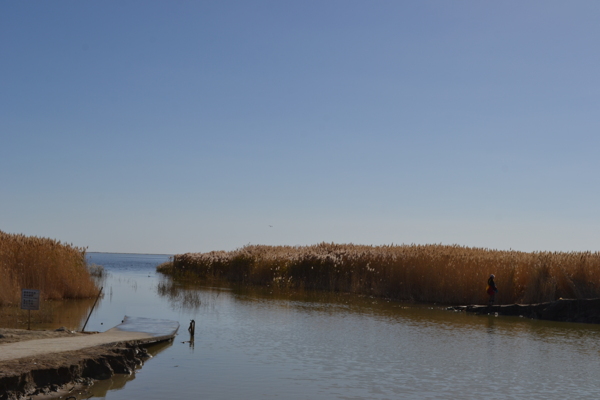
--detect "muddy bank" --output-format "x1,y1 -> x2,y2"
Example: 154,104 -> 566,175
0,342 -> 151,400
448,298 -> 600,324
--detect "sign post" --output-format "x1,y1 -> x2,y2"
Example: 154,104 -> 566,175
21,289 -> 40,330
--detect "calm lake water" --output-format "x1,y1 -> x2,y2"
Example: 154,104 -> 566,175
40,253 -> 600,399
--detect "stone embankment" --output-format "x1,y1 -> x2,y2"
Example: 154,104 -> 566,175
448,298 -> 600,324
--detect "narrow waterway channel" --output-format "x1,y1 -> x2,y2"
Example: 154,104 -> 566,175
39,254 -> 600,399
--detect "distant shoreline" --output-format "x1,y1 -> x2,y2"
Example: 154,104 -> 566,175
87,251 -> 174,256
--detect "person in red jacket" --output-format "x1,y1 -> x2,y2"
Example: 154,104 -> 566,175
487,274 -> 498,306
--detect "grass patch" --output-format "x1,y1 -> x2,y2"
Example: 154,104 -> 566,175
158,243 -> 600,305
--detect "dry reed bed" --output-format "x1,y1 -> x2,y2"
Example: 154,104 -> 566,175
158,243 -> 600,305
0,230 -> 98,306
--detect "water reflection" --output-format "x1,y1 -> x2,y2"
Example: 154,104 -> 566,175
157,275 -> 600,348
156,277 -> 203,311
45,340 -> 174,400
0,298 -> 96,330
156,273 -> 600,395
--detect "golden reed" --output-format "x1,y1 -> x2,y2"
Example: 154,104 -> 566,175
159,243 -> 600,305
0,230 -> 98,306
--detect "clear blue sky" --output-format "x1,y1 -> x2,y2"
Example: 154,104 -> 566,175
2,1 -> 599,254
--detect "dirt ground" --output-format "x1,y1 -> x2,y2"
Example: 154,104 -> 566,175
0,328 -> 86,345
0,328 -> 104,381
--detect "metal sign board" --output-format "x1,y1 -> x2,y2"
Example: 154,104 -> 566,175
21,289 -> 40,310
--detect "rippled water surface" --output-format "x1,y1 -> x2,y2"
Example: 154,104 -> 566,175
51,253 -> 600,399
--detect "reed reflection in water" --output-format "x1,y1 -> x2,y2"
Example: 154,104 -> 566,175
156,276 -> 204,312
0,297 -> 97,330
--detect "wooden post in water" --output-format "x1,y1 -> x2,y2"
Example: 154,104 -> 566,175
188,319 -> 195,336
188,319 -> 195,349
82,287 -> 103,333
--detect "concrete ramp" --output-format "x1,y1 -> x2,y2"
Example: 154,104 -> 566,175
107,316 -> 180,340
0,316 -> 179,362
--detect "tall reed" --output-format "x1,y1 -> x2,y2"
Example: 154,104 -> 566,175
0,230 -> 99,306
158,243 -> 600,305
